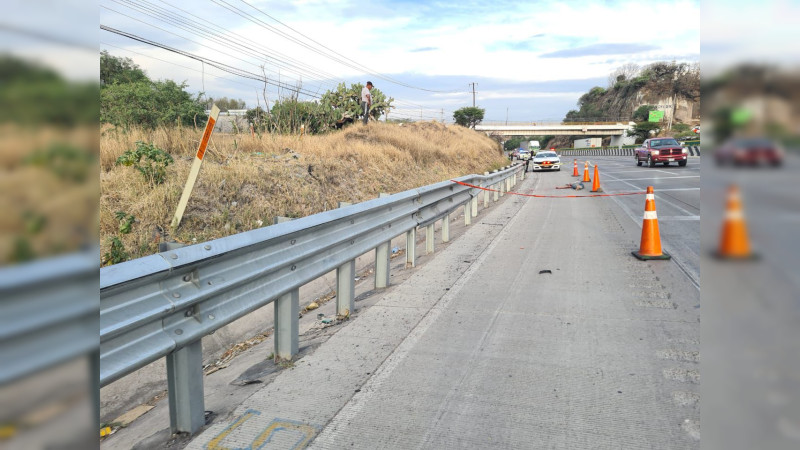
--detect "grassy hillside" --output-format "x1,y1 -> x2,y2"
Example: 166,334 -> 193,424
100,121 -> 508,264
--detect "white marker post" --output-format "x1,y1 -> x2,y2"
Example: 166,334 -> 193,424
171,105 -> 220,229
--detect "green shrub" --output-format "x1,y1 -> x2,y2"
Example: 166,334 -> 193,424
115,141 -> 174,185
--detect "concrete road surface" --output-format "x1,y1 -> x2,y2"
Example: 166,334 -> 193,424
184,157 -> 700,449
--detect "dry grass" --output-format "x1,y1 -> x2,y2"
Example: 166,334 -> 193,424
0,125 -> 98,264
100,121 -> 508,264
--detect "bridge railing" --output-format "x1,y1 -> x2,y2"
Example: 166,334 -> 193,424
100,163 -> 525,434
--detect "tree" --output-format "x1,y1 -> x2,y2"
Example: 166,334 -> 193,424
245,82 -> 395,135
101,79 -> 206,129
632,105 -> 658,122
100,50 -> 148,86
453,107 -> 485,128
319,82 -> 393,124
206,96 -> 247,111
629,122 -> 661,142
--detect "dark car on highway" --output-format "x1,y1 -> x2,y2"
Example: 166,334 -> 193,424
714,137 -> 783,166
635,138 -> 688,167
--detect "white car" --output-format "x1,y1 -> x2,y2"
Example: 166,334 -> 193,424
531,151 -> 561,171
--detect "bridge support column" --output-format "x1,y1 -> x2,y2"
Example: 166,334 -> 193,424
167,339 -> 204,434
442,214 -> 450,242
274,289 -> 299,361
375,241 -> 390,288
336,260 -> 355,316
406,228 -> 416,268
464,203 -> 471,226
426,224 -> 435,254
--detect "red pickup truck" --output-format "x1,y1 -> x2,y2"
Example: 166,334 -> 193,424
635,138 -> 688,167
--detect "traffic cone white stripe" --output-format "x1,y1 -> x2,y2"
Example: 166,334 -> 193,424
644,211 -> 658,220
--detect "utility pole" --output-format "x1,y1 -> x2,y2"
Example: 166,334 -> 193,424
469,82 -> 478,107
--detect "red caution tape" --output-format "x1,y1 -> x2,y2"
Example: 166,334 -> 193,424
450,180 -> 645,198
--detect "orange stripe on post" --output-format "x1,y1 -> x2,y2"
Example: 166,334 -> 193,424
196,117 -> 216,160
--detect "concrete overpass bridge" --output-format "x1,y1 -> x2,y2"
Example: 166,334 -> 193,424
474,121 -> 634,137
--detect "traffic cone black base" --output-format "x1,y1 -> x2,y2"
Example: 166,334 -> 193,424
632,250 -> 671,260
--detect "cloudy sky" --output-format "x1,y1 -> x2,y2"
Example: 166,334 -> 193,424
93,0 -> 701,122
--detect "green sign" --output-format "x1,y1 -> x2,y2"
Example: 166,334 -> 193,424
731,108 -> 752,125
648,110 -> 664,122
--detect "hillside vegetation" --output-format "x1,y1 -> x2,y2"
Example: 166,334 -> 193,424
565,61 -> 700,124
100,121 -> 508,264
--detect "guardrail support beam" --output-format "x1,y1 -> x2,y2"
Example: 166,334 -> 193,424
375,241 -> 391,288
426,224 -> 435,254
442,214 -> 450,242
167,339 -> 205,434
520,169 -> 525,181
483,189 -> 489,208
464,203 -> 471,226
471,196 -> 478,218
500,181 -> 505,197
406,228 -> 416,268
274,289 -> 299,360
336,260 -> 355,316
494,184 -> 499,201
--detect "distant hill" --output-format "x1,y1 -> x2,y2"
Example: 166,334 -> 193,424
564,61 -> 700,125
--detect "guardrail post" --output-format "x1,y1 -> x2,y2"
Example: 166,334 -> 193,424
471,196 -> 478,218
336,260 -> 355,316
406,227 -> 416,267
274,289 -> 299,360
494,184 -> 499,201
500,181 -> 505,197
166,340 -> 205,434
375,241 -> 391,288
520,169 -> 525,181
426,224 -> 435,254
464,203 -> 471,225
442,214 -> 450,242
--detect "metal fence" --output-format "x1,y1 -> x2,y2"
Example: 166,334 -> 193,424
99,163 -> 525,434
558,145 -> 701,157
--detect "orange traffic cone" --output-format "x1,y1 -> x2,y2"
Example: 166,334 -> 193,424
632,186 -> 670,260
590,165 -> 602,192
715,185 -> 756,259
572,159 -> 579,176
582,162 -> 591,182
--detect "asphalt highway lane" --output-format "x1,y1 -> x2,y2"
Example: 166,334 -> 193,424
700,153 -> 800,450
587,156 -> 701,287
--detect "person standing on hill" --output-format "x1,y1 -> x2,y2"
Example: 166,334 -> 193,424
361,81 -> 373,124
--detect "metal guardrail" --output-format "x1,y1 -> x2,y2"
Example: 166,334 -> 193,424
99,163 -> 525,434
557,145 -> 701,157
0,250 -> 99,386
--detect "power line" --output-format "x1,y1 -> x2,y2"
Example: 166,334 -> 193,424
101,3 -> 336,96
100,24 -> 323,99
213,0 -> 463,94
112,0 -> 344,91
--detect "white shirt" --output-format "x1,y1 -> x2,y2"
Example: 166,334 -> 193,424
361,86 -> 371,104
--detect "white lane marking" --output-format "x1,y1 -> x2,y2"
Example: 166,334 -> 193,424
654,188 -> 700,192
601,172 -> 698,217
606,176 -> 701,181
659,216 -> 700,221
